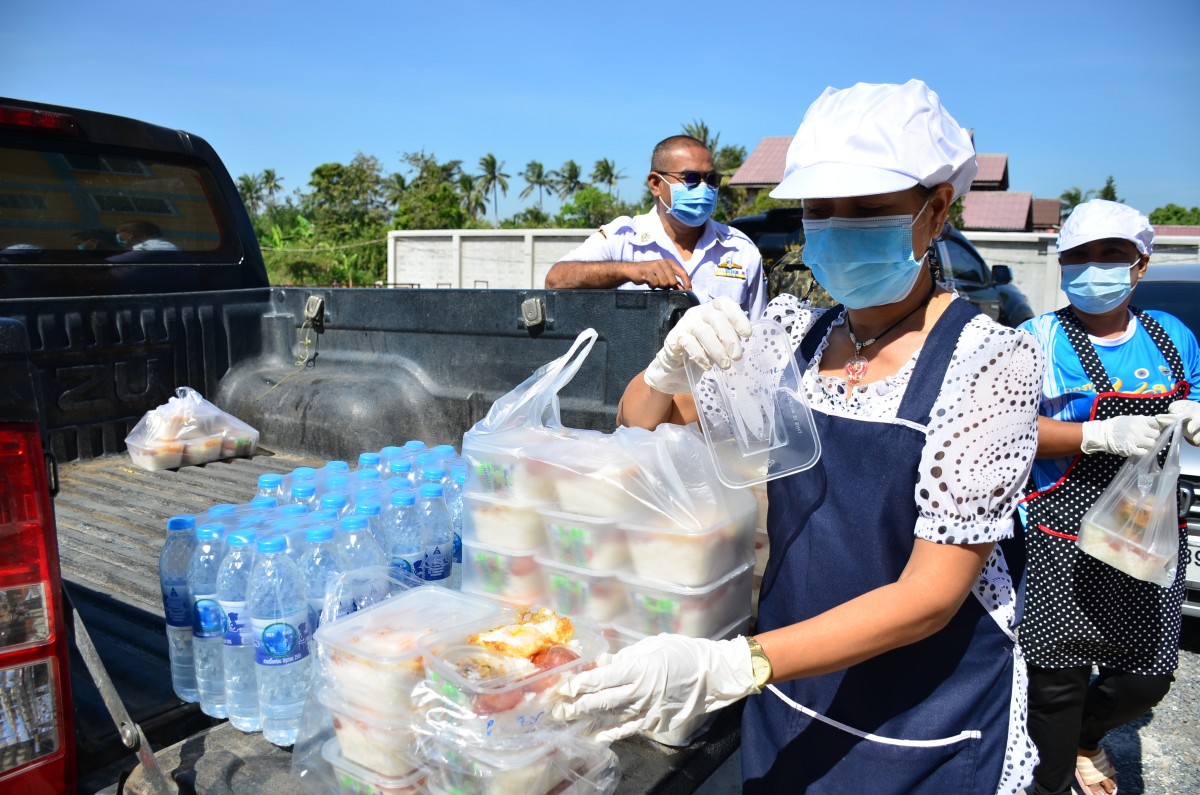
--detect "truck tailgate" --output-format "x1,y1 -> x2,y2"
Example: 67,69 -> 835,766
56,451 -> 322,791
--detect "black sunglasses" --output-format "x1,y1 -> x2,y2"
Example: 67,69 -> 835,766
656,170 -> 723,189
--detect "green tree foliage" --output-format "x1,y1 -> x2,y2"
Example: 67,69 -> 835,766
1098,175 -> 1121,202
261,169 -> 284,208
1149,204 -> 1200,225
477,153 -> 510,224
1060,186 -> 1097,221
590,159 -> 625,195
393,151 -> 469,230
237,172 -> 265,217
682,119 -> 719,153
519,161 -> 553,209
553,160 -> 587,199
500,206 -> 553,228
555,186 -> 638,229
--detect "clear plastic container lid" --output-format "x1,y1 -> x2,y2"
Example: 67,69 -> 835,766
321,737 -> 426,794
685,317 -> 821,487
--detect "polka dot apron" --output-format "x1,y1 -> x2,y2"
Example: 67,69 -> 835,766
1019,307 -> 1190,675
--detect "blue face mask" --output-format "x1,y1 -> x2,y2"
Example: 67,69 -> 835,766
801,205 -> 931,309
1060,261 -> 1136,315
658,178 -> 718,227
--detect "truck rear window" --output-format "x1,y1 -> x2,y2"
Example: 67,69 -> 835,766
0,143 -> 240,264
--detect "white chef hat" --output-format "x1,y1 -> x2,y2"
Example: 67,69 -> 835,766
770,79 -> 978,201
1057,199 -> 1154,256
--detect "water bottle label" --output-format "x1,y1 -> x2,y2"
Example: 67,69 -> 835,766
163,585 -> 191,628
219,600 -> 249,646
453,532 -> 462,564
192,593 -> 226,639
252,611 -> 310,666
424,545 -> 450,581
391,554 -> 423,580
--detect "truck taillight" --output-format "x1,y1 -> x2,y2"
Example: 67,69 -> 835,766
0,424 -> 75,795
0,105 -> 80,137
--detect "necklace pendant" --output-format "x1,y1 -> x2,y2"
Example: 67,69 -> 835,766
845,355 -> 868,385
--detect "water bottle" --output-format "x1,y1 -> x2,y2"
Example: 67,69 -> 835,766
431,444 -> 458,463
249,495 -> 278,513
198,503 -> 237,531
357,451 -> 383,474
379,446 -> 405,467
403,440 -> 427,456
283,466 -> 317,496
384,458 -> 414,489
249,535 -> 312,746
257,473 -> 284,501
353,468 -> 381,489
386,490 -> 424,580
355,500 -> 384,547
339,515 -> 387,568
270,502 -> 308,522
298,525 -> 344,631
413,453 -> 439,484
421,465 -> 447,489
446,469 -> 467,589
323,460 -> 350,476
418,483 -> 454,584
321,474 -> 351,502
188,524 -> 228,718
160,515 -> 198,703
320,492 -> 349,518
216,531 -> 260,731
290,483 -> 318,511
353,486 -> 383,510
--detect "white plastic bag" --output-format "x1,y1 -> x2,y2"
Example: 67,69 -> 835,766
1077,419 -> 1183,586
124,386 -> 259,470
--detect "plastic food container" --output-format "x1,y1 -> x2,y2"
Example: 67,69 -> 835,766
462,540 -> 544,603
464,492 -> 548,551
322,737 -> 426,795
686,317 -> 822,487
421,733 -> 619,795
314,586 -> 501,711
552,466 -> 645,519
463,436 -> 559,503
419,610 -> 607,741
125,440 -> 184,470
181,434 -> 225,466
620,500 -> 757,588
318,689 -> 422,777
538,508 -> 629,571
617,560 -> 754,637
535,555 -> 627,623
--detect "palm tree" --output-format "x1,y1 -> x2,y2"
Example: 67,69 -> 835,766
682,119 -> 719,153
590,159 -> 625,196
384,173 -> 407,210
261,169 -> 284,208
553,160 -> 587,200
458,173 -> 486,222
236,172 -> 265,217
519,160 -> 554,209
477,154 -> 510,224
1060,186 -> 1097,221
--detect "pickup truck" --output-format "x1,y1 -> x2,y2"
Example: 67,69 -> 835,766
0,99 -> 741,794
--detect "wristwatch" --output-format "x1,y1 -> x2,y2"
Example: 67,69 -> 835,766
746,635 -> 773,689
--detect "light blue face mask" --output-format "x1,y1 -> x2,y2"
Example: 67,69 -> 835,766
658,178 -> 718,227
1060,261 -> 1136,315
801,204 -> 931,309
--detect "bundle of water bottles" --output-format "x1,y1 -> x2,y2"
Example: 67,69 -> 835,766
158,441 -> 469,747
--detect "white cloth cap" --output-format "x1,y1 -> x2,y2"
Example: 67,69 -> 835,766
1057,199 -> 1154,256
770,79 -> 978,201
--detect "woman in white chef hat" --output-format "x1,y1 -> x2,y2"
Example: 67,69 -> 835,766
553,80 -> 1044,794
1016,200 -> 1200,795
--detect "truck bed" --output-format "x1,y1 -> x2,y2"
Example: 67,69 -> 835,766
57,449 -> 323,791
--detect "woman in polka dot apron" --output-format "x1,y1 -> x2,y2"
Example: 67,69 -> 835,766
1017,200 -> 1200,795
552,81 -> 1044,794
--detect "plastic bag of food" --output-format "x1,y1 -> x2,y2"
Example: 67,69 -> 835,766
124,386 -> 259,470
416,731 -> 620,795
1077,419 -> 1184,586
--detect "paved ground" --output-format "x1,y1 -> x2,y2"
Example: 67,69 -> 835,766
696,617 -> 1200,794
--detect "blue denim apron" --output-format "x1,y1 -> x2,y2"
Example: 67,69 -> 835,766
742,299 -> 1016,793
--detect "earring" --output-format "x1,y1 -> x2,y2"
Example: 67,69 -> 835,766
927,245 -> 943,282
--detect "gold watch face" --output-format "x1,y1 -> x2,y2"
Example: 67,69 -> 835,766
751,653 -> 771,687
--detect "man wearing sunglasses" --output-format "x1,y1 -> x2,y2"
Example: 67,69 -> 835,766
545,135 -> 765,318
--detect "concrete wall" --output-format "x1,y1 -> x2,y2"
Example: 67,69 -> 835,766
389,228 -> 1200,316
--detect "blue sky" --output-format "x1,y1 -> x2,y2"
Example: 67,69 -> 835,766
4,0 -> 1198,221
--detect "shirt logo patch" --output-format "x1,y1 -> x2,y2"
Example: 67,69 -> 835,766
715,257 -> 745,280
639,232 -> 652,243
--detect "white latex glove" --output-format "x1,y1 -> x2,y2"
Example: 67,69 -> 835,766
551,634 -> 757,743
1080,415 -> 1162,457
643,296 -> 753,394
1157,400 -> 1200,446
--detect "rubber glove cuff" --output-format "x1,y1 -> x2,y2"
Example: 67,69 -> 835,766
643,297 -> 753,395
1080,415 -> 1161,457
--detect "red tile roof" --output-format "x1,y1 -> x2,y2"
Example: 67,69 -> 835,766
962,191 -> 1032,231
973,154 -> 1008,186
1032,198 -> 1061,230
1154,225 -> 1200,237
729,137 -> 790,186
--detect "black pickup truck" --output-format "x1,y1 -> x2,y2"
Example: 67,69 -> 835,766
0,99 -> 741,795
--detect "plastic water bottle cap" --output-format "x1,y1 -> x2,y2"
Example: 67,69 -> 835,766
293,467 -> 317,480
250,496 -> 278,510
292,484 -> 316,498
325,460 -> 350,473
341,515 -> 368,532
258,473 -> 283,488
419,483 -> 444,498
358,452 -> 381,466
432,444 -> 457,459
389,460 -> 412,473
320,495 -> 347,510
380,445 -> 404,458
228,531 -> 255,547
326,475 -> 350,491
355,469 -> 381,481
312,509 -> 339,521
391,490 -> 416,507
257,536 -> 288,554
415,452 -> 438,468
356,501 -> 381,516
196,524 -> 223,541
208,504 -> 237,517
423,466 -> 447,481
305,525 -> 335,543
166,515 -> 195,531
403,440 -> 426,452
278,504 -> 307,517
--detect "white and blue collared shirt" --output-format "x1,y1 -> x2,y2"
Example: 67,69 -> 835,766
558,209 -> 766,318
